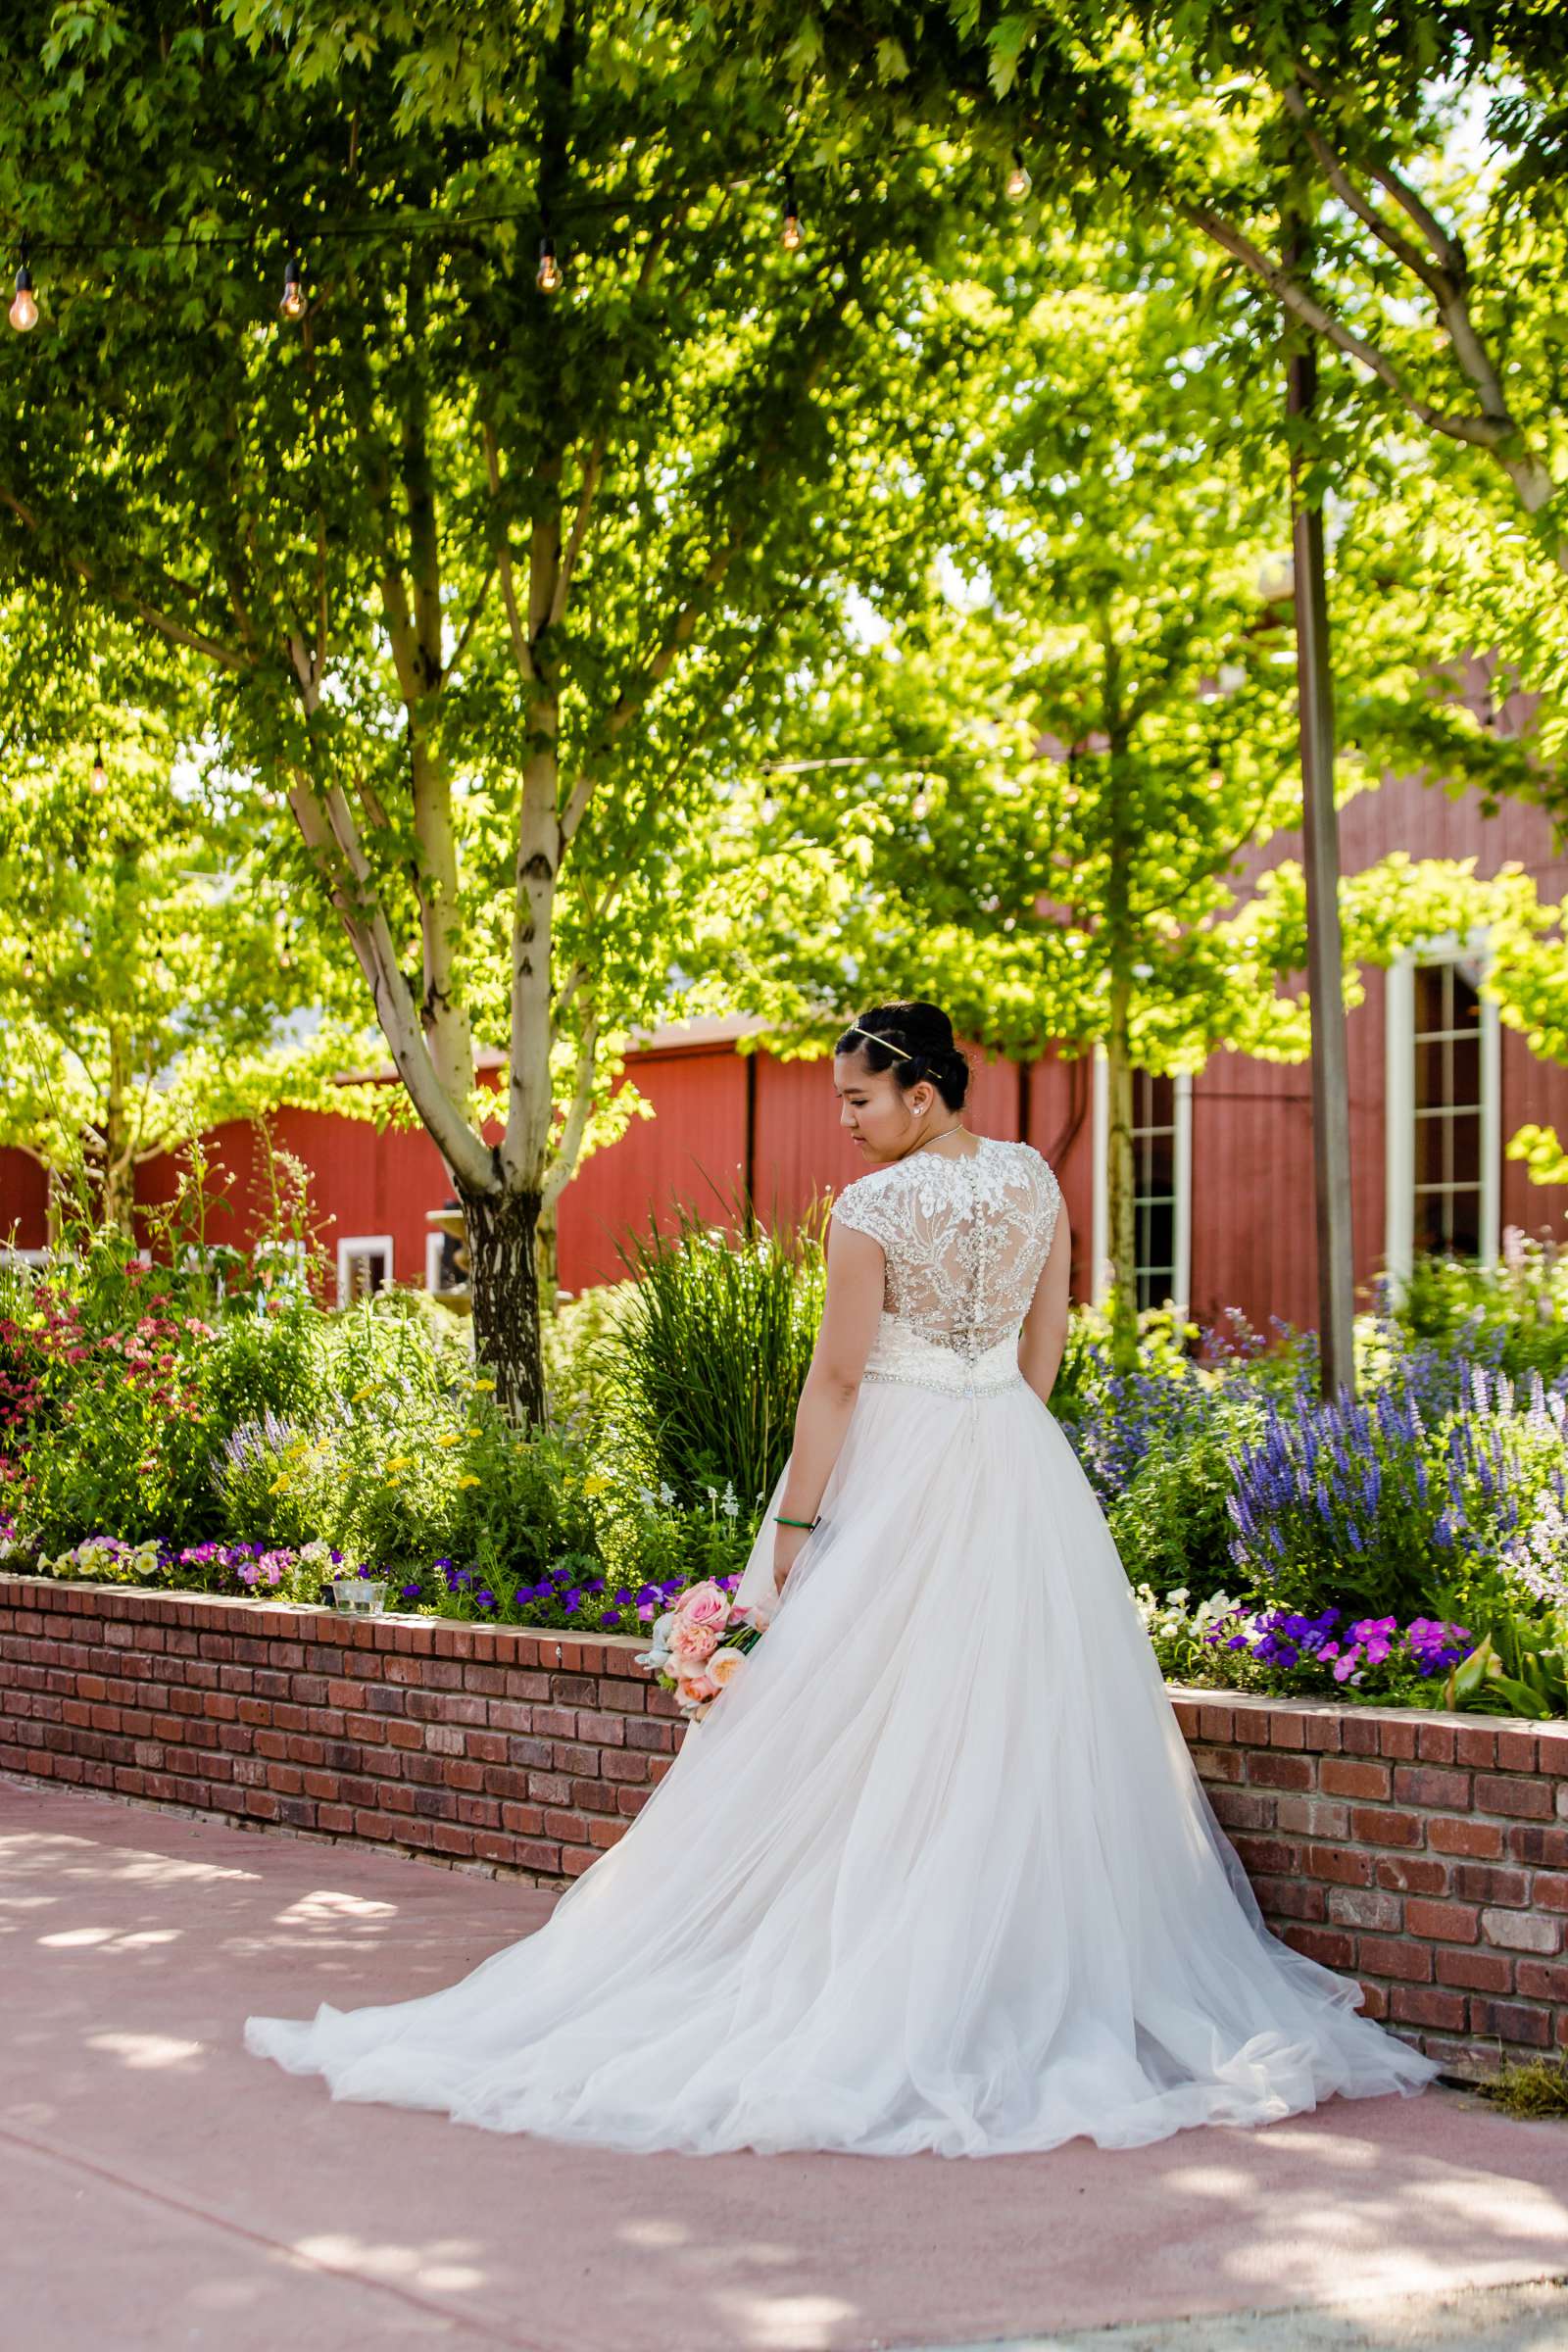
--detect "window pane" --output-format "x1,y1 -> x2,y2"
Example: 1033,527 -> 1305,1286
1415,1110 -> 1479,1189
1415,1188 -> 1481,1256
1415,1035 -> 1479,1107
1408,959 -> 1487,1262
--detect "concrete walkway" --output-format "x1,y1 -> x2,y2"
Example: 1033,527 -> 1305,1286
4,1774 -> 1566,2352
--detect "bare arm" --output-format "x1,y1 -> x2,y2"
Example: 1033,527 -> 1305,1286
773,1215 -> 885,1587
1018,1196 -> 1072,1410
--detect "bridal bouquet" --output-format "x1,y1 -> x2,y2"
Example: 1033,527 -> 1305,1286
634,1579 -> 767,1723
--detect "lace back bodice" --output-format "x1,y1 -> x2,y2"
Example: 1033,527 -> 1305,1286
830,1138 -> 1062,1394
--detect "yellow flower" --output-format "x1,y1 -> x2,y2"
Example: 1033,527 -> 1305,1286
384,1454 -> 413,1473
582,1472 -> 611,1496
458,1474 -> 480,1490
435,1432 -> 462,1448
352,1382 -> 378,1403
472,1377 -> 496,1393
385,1474 -> 402,1488
466,1425 -> 482,1437
268,1475 -> 290,1494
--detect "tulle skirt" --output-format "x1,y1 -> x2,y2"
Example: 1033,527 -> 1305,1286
243,1374 -> 1444,2155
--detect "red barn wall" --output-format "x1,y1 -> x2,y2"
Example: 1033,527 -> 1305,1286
0,1149 -> 49,1252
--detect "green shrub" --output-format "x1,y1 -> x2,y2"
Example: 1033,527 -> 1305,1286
1108,1403 -> 1265,1600
1386,1236 -> 1568,1384
596,1192 -> 826,1509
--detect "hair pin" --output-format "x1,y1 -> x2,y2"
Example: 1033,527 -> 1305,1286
844,1022 -> 914,1061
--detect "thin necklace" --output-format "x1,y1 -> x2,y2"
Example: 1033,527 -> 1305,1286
904,1122 -> 974,1159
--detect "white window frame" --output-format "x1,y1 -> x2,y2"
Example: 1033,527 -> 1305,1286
336,1233 -> 396,1308
1384,926 -> 1500,1296
1091,1045 -> 1193,1321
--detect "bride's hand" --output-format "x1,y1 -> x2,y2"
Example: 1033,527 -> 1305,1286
772,1520 -> 811,1597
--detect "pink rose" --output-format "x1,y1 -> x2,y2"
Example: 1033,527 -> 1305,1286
667,1618 -> 720,1664
674,1581 -> 731,1630
677,1672 -> 719,1707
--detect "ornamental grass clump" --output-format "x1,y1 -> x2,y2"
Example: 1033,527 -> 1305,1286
598,1190 -> 826,1510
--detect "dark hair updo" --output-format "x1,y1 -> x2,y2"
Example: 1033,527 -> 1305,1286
833,1000 -> 972,1110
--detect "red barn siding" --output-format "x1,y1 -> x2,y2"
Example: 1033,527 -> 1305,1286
1025,1052 -> 1096,1301
0,1149 -> 49,1251
558,1048 -> 748,1292
134,1110 -> 457,1295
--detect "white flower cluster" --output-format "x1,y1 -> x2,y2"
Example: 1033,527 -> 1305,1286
1131,1582 -> 1246,1644
634,1478 -> 743,1521
1500,1490 -> 1568,1611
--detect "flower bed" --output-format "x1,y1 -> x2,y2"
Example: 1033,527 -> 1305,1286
3,1571 -> 1564,2081
6,1220 -> 1568,1719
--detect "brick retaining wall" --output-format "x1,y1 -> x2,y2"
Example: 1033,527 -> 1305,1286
4,1574 -> 1566,2079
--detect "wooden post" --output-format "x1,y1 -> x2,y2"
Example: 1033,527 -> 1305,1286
1287,326 -> 1357,1401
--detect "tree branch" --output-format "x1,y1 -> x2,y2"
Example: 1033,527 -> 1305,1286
1280,83 -> 1446,297
1176,199 -> 1507,449
0,487 -> 253,672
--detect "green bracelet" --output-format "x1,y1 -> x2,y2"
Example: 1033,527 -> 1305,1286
774,1513 -> 819,1531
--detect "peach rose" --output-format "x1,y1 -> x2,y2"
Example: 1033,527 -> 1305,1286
706,1646 -> 748,1690
667,1618 -> 720,1664
674,1581 -> 731,1629
677,1671 -> 719,1707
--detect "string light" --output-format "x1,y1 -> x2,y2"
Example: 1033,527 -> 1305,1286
3,146 -> 889,334
278,253 -> 307,321
781,173 -> 802,252
91,744 -> 106,792
9,248 -> 36,332
1005,150 -> 1031,201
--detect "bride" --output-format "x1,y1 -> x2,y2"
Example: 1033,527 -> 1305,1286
245,998 -> 1444,2155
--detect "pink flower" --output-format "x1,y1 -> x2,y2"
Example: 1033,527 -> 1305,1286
706,1646 -> 748,1690
677,1671 -> 720,1706
667,1618 -> 720,1664
673,1580 -> 731,1630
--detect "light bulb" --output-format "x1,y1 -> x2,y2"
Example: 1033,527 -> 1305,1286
536,235 -> 562,293
10,261 -> 36,332
91,745 -> 106,792
781,177 -> 802,252
1005,152 -> 1031,201
278,256 -> 307,321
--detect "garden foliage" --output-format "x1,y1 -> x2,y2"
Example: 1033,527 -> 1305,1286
4,1205 -> 1568,1714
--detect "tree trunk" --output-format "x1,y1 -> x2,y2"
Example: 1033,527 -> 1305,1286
1104,978 -> 1140,1373
1287,311 -> 1357,1404
101,1025 -> 136,1237
459,1183 -> 547,1427
534,1199 -> 559,1318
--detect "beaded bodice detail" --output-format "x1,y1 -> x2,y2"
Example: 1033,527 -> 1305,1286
831,1137 -> 1062,1398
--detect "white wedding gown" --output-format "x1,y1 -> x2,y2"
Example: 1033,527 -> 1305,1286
245,1135 -> 1443,2154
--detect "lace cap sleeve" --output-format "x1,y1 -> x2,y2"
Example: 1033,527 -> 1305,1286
829,1166 -> 903,1252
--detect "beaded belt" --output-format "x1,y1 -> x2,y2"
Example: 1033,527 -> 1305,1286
859,1317 -> 1024,1400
